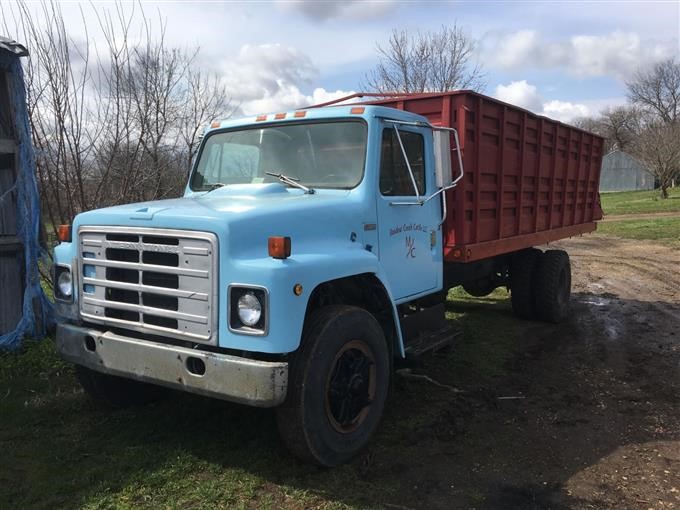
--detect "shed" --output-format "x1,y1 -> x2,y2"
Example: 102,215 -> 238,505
0,36 -> 52,350
600,149 -> 654,192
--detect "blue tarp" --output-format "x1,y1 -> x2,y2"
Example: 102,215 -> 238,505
0,47 -> 53,350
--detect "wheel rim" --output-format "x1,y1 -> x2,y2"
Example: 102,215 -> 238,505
325,339 -> 376,434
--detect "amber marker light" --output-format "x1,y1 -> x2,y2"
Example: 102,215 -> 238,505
210,121 -> 221,128
294,111 -> 307,118
256,114 -> 267,122
274,112 -> 286,119
57,224 -> 72,243
293,283 -> 303,296
268,236 -> 291,259
350,107 -> 365,114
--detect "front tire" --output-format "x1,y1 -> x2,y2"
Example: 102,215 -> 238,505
75,365 -> 165,408
276,305 -> 391,466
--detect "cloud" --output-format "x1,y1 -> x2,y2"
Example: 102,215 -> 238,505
494,80 -> 543,111
279,0 -> 396,21
219,43 -> 353,115
494,80 -> 590,122
483,30 -> 677,79
542,100 -> 589,122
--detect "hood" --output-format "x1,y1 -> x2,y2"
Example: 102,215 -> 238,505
73,183 -> 370,256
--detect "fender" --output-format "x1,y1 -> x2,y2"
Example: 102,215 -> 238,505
227,245 -> 406,355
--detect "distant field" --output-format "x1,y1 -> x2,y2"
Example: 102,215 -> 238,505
596,216 -> 680,248
600,188 -> 680,216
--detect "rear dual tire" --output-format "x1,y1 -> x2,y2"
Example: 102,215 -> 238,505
510,248 -> 571,323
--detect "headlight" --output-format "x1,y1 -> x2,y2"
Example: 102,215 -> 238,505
229,286 -> 268,335
237,292 -> 262,326
54,266 -> 73,301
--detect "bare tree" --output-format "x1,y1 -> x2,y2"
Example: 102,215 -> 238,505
624,59 -> 680,197
574,106 -> 641,153
2,1 -> 232,231
363,25 -> 485,94
627,59 -> 680,125
629,122 -> 680,198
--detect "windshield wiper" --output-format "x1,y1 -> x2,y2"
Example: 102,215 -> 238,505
204,182 -> 226,194
265,172 -> 315,194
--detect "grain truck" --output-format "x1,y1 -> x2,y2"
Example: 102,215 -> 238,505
53,91 -> 603,466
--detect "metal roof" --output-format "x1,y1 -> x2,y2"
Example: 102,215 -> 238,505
0,36 -> 28,57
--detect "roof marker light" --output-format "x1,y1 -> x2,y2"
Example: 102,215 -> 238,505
274,112 -> 286,119
294,111 -> 307,118
350,107 -> 365,114
256,114 -> 267,122
210,121 -> 221,128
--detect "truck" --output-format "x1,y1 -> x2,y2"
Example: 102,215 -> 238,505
53,91 -> 604,466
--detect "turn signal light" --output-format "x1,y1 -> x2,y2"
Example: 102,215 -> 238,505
268,236 -> 291,259
57,224 -> 72,243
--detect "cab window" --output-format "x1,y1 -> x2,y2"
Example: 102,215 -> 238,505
379,129 -> 425,196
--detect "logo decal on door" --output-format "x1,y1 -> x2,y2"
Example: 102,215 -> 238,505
406,236 -> 416,258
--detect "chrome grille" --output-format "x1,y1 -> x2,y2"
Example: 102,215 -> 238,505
78,227 -> 218,344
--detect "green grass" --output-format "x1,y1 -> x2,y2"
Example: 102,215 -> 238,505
0,290 -> 526,509
600,188 -> 680,216
595,216 -> 680,248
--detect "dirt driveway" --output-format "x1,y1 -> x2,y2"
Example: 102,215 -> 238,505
370,235 -> 680,509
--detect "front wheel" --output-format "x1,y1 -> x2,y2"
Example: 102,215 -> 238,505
276,305 -> 391,466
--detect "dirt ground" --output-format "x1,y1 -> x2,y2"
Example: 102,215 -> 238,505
373,235 -> 680,509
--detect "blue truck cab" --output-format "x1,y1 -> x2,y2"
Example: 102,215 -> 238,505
53,104 -> 463,466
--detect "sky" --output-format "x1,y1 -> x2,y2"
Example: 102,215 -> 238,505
2,0 -> 679,122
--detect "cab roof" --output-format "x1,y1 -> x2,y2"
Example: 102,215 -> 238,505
206,105 -> 429,133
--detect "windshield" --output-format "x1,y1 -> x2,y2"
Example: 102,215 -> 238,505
191,120 -> 367,191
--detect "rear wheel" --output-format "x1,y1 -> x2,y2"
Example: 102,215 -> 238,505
510,248 -> 541,319
276,305 -> 390,466
534,250 -> 571,323
75,366 -> 165,408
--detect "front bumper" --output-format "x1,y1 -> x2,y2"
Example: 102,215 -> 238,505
56,324 -> 288,407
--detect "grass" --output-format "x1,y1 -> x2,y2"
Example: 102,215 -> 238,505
0,290 -> 525,510
600,188 -> 680,216
595,216 -> 680,248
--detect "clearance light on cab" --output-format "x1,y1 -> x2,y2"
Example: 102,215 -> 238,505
268,236 -> 291,259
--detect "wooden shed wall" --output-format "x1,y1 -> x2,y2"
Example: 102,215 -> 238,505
0,61 -> 24,335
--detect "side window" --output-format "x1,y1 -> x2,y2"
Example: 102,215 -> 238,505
379,129 -> 425,196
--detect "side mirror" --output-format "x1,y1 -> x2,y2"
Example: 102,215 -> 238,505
433,130 -> 452,188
